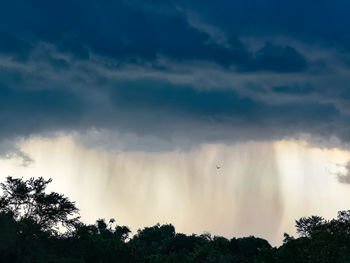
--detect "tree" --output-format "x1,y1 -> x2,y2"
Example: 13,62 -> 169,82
295,215 -> 325,237
0,212 -> 17,251
0,176 -> 79,234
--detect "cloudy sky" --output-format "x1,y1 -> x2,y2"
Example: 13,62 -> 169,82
1,0 -> 350,245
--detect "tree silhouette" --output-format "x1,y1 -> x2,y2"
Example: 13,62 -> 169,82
0,176 -> 79,234
2,175 -> 350,262
295,215 -> 325,237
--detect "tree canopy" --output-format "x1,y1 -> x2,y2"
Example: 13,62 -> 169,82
1,176 -> 350,262
0,176 -> 79,233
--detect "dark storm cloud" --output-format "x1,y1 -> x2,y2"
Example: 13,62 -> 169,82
0,0 -> 308,72
0,0 -> 350,154
0,61 -> 346,147
272,85 -> 314,95
109,80 -> 334,124
107,79 -> 345,143
0,34 -> 32,62
0,78 -> 85,138
179,0 -> 350,49
243,43 -> 307,73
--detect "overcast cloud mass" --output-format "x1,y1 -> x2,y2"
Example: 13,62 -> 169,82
1,0 -> 350,153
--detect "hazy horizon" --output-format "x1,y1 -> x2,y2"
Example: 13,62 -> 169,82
1,135 -> 350,245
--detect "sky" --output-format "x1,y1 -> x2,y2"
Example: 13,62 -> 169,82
1,0 -> 350,245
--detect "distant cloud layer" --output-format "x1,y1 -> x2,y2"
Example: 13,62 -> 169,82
1,0 -> 350,152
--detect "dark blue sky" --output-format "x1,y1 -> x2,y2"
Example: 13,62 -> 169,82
1,0 -> 350,151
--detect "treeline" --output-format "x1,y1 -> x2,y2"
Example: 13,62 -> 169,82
0,177 -> 350,262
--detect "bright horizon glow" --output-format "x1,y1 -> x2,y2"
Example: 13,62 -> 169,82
0,135 -> 350,246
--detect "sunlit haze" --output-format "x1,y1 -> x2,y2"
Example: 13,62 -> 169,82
1,135 -> 350,245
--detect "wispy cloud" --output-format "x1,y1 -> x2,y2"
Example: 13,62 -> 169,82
337,162 -> 350,184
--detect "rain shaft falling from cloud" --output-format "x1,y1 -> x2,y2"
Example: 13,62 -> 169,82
0,135 -> 284,244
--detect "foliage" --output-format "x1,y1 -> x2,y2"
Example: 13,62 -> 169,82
295,215 -> 325,237
2,176 -> 350,262
0,176 -> 79,233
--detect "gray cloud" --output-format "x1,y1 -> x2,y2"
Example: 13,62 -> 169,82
0,42 -> 348,155
0,0 -> 350,155
0,0 -> 309,73
0,138 -> 33,166
337,162 -> 350,184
